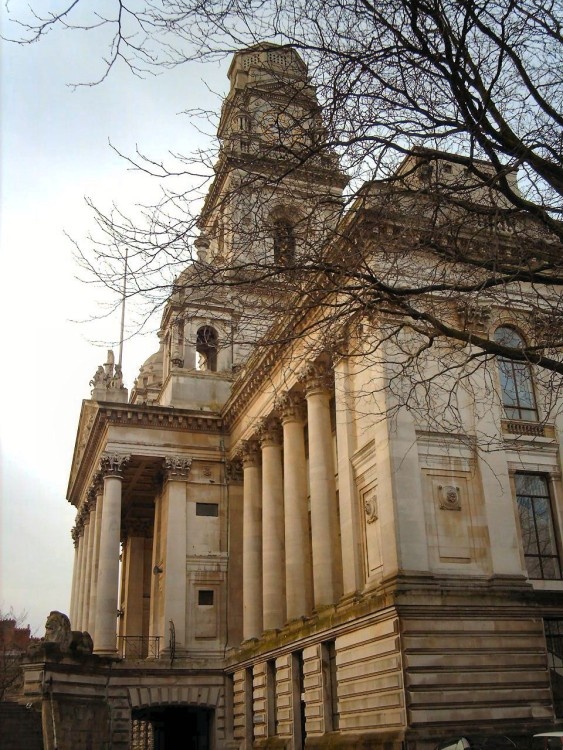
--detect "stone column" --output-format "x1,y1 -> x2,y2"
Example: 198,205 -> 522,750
277,392 -> 313,621
94,452 -> 129,655
333,355 -> 363,595
161,456 -> 191,655
258,417 -> 286,631
80,489 -> 97,631
88,478 -> 104,635
79,516 -> 91,630
69,528 -> 80,627
302,362 -> 342,608
241,440 -> 263,640
75,517 -> 87,631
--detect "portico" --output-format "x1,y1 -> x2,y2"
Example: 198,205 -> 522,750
67,400 -> 236,658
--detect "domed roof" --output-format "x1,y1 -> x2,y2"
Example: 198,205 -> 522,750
136,344 -> 164,388
141,349 -> 163,369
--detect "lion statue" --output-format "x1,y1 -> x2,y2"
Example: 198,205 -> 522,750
43,611 -> 93,656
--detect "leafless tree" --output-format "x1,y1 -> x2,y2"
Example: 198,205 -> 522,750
0,610 -> 33,701
5,1 -> 563,405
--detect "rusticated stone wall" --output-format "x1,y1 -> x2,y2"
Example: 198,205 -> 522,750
41,697 -> 111,750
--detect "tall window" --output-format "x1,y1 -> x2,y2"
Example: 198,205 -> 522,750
272,219 -> 296,265
515,474 -> 561,580
494,326 -> 538,421
196,326 -> 218,371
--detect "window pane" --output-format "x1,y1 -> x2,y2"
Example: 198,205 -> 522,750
198,590 -> 214,606
516,496 -> 538,554
515,474 -> 548,497
515,474 -> 561,580
526,556 -> 542,579
495,327 -> 538,421
499,361 -> 518,406
513,364 -> 535,407
534,498 -> 558,556
542,558 -> 560,580
495,327 -> 524,348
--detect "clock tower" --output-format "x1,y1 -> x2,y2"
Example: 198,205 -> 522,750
199,43 -> 348,268
133,44 -> 348,409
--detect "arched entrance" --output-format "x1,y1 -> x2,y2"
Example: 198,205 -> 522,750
131,705 -> 212,750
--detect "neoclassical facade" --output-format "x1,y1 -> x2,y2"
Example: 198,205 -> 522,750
24,44 -> 563,750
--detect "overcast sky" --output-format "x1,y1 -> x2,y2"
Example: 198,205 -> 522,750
0,5 -> 226,633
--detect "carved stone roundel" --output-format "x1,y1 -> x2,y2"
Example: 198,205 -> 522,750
439,484 -> 461,511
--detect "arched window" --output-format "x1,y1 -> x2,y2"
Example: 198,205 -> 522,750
494,326 -> 538,421
196,326 -> 218,372
272,218 -> 296,265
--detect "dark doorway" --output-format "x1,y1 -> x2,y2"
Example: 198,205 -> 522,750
131,706 -> 212,750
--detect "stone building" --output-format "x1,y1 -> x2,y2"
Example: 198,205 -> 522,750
23,44 -> 563,749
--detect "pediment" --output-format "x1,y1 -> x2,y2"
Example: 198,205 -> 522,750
67,400 -> 99,502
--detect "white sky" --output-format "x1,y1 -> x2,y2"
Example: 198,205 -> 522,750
0,6 -> 226,633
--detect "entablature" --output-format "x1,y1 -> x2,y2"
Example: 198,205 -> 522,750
67,400 -> 225,508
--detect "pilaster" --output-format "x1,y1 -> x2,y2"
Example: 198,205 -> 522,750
121,519 -> 152,649
160,456 -> 191,656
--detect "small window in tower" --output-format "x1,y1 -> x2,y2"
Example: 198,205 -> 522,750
272,219 -> 296,265
196,326 -> 218,371
198,590 -> 214,606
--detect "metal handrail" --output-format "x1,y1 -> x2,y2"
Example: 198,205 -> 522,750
117,635 -> 161,660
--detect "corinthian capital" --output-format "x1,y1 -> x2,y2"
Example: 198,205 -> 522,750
257,416 -> 282,447
100,452 -> 130,477
163,455 -> 192,480
298,360 -> 333,395
275,391 -> 306,423
87,485 -> 97,510
238,439 -> 260,468
71,527 -> 79,547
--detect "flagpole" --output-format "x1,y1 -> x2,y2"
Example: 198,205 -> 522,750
118,247 -> 128,369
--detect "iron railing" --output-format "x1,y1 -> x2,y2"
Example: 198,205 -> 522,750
117,635 -> 161,660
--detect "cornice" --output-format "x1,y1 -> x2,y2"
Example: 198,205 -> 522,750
67,400 -> 224,508
200,150 -> 347,226
222,341 -> 288,433
99,402 -> 224,431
